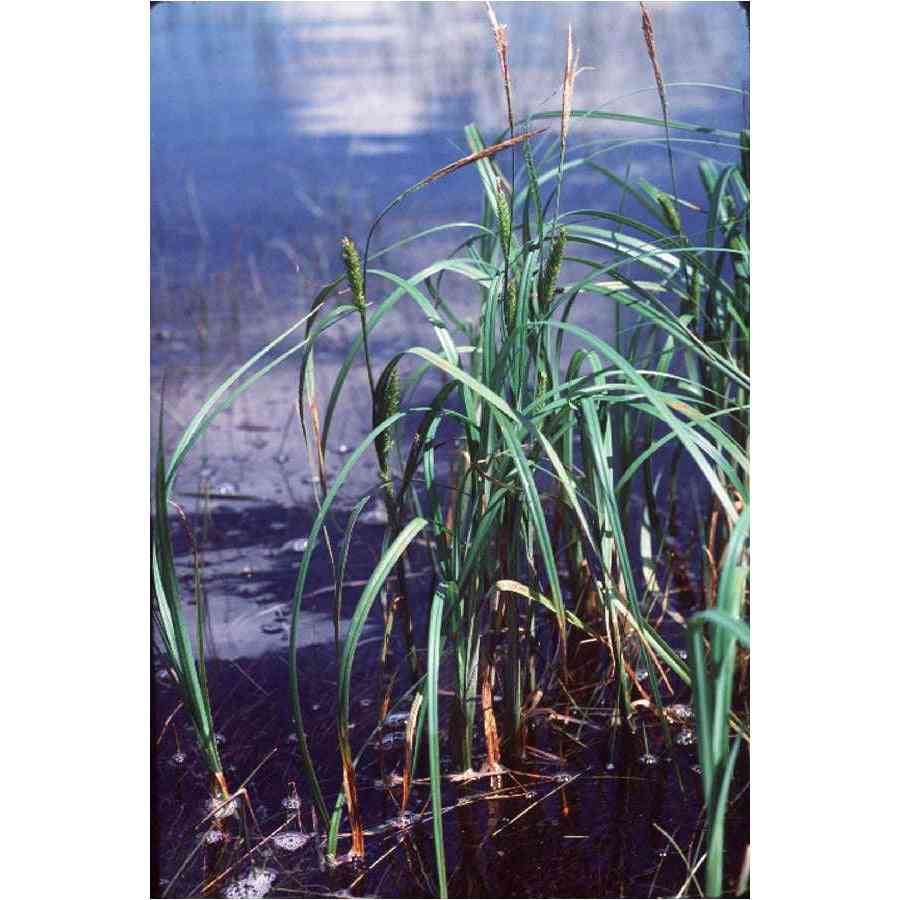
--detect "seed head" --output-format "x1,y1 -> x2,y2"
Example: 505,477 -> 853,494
657,194 -> 682,234
341,236 -> 366,310
495,179 -> 512,260
690,265 -> 703,309
539,227 -> 567,311
374,364 -> 401,476
504,277 -> 518,335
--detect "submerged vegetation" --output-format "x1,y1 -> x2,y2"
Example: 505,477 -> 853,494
153,5 -> 749,897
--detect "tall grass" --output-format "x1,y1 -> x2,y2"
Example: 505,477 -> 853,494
290,118 -> 748,900
153,6 -> 749,896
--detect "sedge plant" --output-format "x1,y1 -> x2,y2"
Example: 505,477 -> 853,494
153,8 -> 749,897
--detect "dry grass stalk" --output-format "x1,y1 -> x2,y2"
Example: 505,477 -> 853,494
422,128 -> 545,187
560,25 -> 579,146
400,693 -> 424,815
554,25 -> 582,232
639,2 -> 669,123
340,746 -> 365,858
639,2 -> 680,207
480,651 -> 502,771
484,1 -> 514,136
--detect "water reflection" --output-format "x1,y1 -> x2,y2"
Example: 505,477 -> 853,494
151,1 -> 748,297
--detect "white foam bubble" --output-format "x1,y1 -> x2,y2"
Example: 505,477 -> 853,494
207,794 -> 240,819
281,796 -> 301,811
666,703 -> 694,722
675,728 -> 696,746
377,731 -> 405,750
387,812 -> 419,829
273,830 -> 310,851
169,751 -> 187,766
639,752 -> 660,767
224,866 -> 276,899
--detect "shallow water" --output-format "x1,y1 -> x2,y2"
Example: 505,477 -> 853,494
151,4 -> 749,895
153,570 -> 750,897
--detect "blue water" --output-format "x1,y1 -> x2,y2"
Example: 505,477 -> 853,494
151,0 -> 748,339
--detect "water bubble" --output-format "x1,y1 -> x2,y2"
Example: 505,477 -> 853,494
387,812 -> 420,829
207,794 -> 240,820
281,796 -> 301,811
241,565 -> 254,578
691,764 -> 703,776
639,752 -> 660,767
338,444 -> 350,454
552,771 -> 575,783
169,751 -> 187,767
280,538 -> 308,554
677,649 -> 689,661
273,830 -> 310,851
666,703 -> 693,723
326,854 -> 362,870
383,710 -> 409,729
215,732 -> 226,745
360,698 -> 372,708
204,828 -> 226,845
155,668 -> 173,686
675,728 -> 696,747
634,668 -> 649,682
217,482 -> 238,495
224,866 -> 276,899
377,731 -> 405,750
605,762 -> 615,771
